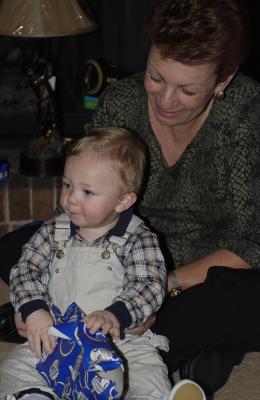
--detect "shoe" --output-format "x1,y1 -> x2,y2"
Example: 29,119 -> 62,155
0,302 -> 26,343
179,348 -> 244,395
169,379 -> 206,400
16,393 -> 55,399
16,388 -> 55,399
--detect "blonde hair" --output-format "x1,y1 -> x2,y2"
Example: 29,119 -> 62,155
67,127 -> 146,194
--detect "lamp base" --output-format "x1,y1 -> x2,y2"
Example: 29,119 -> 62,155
19,152 -> 64,177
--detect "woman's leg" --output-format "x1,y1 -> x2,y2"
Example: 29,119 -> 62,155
152,266 -> 260,392
0,223 -> 42,342
153,266 -> 260,366
0,223 -> 41,284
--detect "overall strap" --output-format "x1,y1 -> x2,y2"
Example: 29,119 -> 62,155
54,213 -> 71,242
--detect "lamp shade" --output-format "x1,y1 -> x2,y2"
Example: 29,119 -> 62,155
0,0 -> 97,37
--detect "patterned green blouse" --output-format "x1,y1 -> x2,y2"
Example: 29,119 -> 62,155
92,72 -> 260,269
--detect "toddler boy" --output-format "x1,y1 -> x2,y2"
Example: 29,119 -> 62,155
0,127 -> 206,400
0,127 -> 171,399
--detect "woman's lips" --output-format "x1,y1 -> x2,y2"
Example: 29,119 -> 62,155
157,105 -> 182,118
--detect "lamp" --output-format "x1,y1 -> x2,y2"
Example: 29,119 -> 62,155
0,0 -> 97,177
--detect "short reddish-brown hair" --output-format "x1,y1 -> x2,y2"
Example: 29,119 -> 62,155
144,0 -> 250,82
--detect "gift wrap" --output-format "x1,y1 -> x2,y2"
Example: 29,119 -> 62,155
36,302 -> 124,399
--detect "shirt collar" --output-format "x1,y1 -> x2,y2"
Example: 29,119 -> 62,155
70,207 -> 133,238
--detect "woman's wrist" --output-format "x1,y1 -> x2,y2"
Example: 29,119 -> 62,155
168,269 -> 183,297
171,269 -> 181,288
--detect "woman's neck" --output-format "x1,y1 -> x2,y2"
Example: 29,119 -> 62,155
149,99 -> 213,166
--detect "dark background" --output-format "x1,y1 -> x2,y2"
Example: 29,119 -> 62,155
0,0 -> 259,138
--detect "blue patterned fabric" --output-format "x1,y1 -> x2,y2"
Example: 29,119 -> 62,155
36,303 -> 124,399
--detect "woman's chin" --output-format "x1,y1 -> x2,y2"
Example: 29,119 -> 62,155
155,110 -> 183,126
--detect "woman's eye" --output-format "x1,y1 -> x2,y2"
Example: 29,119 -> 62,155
148,72 -> 161,83
182,88 -> 196,96
151,76 -> 161,83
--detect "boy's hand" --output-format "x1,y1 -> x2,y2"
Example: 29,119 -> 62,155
26,309 -> 56,358
84,310 -> 120,339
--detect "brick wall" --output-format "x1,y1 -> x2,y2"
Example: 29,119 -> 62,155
0,170 -> 61,237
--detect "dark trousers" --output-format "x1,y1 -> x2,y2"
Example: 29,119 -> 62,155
152,266 -> 260,370
1,225 -> 260,370
0,223 -> 41,285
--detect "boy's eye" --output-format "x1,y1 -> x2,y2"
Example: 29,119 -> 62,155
84,190 -> 94,196
62,181 -> 70,189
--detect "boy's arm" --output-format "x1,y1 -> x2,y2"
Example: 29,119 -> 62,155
106,227 -> 167,330
10,220 -> 54,321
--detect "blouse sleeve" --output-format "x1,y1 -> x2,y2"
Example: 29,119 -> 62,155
218,103 -> 260,267
92,74 -> 145,130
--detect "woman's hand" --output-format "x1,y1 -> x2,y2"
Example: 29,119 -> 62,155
14,312 -> 27,338
125,314 -> 156,335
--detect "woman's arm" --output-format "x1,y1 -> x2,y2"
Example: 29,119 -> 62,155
169,249 -> 251,292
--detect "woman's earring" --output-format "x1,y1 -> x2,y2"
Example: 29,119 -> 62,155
214,91 -> 225,101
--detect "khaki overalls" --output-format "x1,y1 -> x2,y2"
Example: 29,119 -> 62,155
0,215 -> 171,399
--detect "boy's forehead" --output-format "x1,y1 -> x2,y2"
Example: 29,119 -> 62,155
66,152 -> 120,180
79,148 -> 108,161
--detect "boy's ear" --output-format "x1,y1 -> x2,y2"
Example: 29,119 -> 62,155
116,192 -> 137,213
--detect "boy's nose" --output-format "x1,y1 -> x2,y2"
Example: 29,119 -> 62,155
68,192 -> 78,204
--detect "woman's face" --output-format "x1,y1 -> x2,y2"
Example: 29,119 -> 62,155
144,46 -> 222,128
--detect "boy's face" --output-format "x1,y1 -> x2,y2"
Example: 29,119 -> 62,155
60,151 -> 128,237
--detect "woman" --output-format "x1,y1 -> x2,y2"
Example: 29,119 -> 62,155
1,0 -> 260,395
91,0 -> 260,391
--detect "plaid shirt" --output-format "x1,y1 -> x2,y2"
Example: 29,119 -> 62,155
10,210 -> 167,329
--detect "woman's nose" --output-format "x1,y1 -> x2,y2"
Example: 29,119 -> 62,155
160,87 -> 179,108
